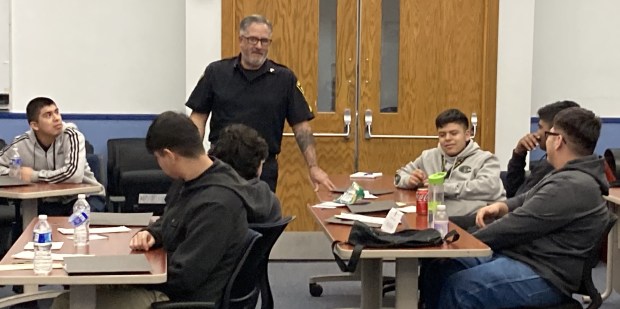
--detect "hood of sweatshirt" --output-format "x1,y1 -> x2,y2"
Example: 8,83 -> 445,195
183,158 -> 281,223
554,154 -> 609,196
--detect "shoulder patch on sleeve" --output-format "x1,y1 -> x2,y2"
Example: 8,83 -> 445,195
296,80 -> 312,113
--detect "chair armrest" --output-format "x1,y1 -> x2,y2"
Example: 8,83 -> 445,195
151,301 -> 216,309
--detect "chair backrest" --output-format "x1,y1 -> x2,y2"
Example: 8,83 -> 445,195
107,138 -> 161,196
578,212 -> 618,309
220,228 -> 263,309
248,216 -> 295,309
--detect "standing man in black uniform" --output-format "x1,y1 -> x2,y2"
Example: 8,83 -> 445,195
186,14 -> 335,192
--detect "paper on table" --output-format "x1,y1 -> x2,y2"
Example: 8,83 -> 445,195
363,191 -> 378,199
12,251 -> 93,261
335,212 -> 386,225
24,242 -> 63,250
312,201 -> 346,209
350,172 -> 383,179
66,234 -> 108,240
398,205 -> 417,213
57,226 -> 131,235
0,263 -> 63,271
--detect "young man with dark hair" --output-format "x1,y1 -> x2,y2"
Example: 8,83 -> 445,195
420,107 -> 609,309
394,108 -> 505,216
210,123 -> 282,223
505,100 -> 579,197
52,111 -> 272,308
0,97 -> 105,213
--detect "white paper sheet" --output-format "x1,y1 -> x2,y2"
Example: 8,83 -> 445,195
363,191 -> 378,199
24,242 -> 63,250
0,263 -> 64,271
335,212 -> 386,225
398,205 -> 417,213
350,172 -> 383,179
66,234 -> 108,240
12,251 -> 93,261
57,226 -> 131,235
312,201 -> 346,209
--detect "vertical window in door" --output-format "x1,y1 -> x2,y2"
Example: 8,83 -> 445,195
317,0 -> 337,112
380,0 -> 400,113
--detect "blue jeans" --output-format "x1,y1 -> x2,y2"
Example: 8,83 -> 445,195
420,254 -> 568,309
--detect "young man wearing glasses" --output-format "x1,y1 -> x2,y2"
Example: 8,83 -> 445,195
505,100 -> 579,197
420,107 -> 609,309
185,14 -> 334,193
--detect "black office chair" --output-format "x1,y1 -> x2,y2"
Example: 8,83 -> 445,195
107,138 -> 172,214
518,213 -> 617,309
249,216 -> 296,309
151,229 -> 263,309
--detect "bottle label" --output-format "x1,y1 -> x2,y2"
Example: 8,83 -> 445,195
34,231 -> 52,244
11,158 -> 22,165
68,212 -> 89,227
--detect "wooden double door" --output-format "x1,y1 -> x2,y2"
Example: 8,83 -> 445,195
222,0 -> 499,231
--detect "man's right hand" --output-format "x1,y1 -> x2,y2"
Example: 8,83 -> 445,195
407,169 -> 427,188
129,230 -> 155,251
475,202 -> 509,228
514,133 -> 540,155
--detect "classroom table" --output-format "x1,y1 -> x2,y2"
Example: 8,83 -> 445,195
0,182 -> 102,230
310,175 -> 491,309
0,216 -> 166,308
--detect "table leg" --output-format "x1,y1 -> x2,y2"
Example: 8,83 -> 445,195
395,258 -> 419,309
70,285 -> 96,309
21,199 -> 38,231
360,258 -> 383,309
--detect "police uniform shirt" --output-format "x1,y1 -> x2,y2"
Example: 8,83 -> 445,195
186,55 -> 315,155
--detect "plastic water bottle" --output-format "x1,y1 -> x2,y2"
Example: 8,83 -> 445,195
8,147 -> 22,179
434,204 -> 449,238
33,215 -> 53,275
70,194 -> 90,246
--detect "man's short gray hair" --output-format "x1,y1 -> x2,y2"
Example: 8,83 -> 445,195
239,14 -> 273,35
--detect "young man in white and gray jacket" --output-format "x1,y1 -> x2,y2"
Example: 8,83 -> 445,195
394,108 -> 505,216
0,97 -> 105,214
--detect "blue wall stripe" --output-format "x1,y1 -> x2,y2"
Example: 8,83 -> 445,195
531,116 -> 620,124
0,112 -> 158,121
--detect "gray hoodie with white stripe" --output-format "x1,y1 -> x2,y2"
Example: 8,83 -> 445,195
0,122 -> 105,200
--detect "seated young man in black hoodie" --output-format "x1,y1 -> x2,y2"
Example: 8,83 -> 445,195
210,123 -> 281,223
420,107 -> 609,309
53,112 -> 268,308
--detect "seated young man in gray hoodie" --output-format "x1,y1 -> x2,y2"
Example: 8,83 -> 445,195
420,107 -> 609,309
210,123 -> 282,223
0,97 -> 105,214
394,108 -> 505,216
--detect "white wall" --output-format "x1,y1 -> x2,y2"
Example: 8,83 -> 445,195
185,0 -> 221,148
0,0 -> 9,93
531,0 -> 620,116
494,0 -> 536,168
10,0 -> 186,113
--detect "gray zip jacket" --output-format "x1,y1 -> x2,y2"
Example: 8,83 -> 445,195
0,122 -> 105,199
395,141 -> 505,216
474,155 -> 609,296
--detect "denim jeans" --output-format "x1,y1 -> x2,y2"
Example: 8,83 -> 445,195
420,254 -> 568,309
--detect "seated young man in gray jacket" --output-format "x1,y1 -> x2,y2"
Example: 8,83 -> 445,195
0,97 -> 105,214
394,108 -> 505,216
420,107 -> 609,309
210,123 -> 282,223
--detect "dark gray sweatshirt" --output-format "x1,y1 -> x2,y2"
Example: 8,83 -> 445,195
474,155 -> 609,296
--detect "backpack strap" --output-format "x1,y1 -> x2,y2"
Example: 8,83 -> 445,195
332,241 -> 363,273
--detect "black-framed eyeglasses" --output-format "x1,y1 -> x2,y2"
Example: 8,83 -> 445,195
241,36 -> 272,46
544,131 -> 567,144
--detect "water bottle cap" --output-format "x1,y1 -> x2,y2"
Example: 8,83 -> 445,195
428,172 -> 447,185
437,204 -> 446,211
38,214 -> 48,220
78,194 -> 86,199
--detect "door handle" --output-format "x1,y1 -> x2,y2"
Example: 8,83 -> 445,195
364,109 -> 478,140
283,108 -> 351,139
